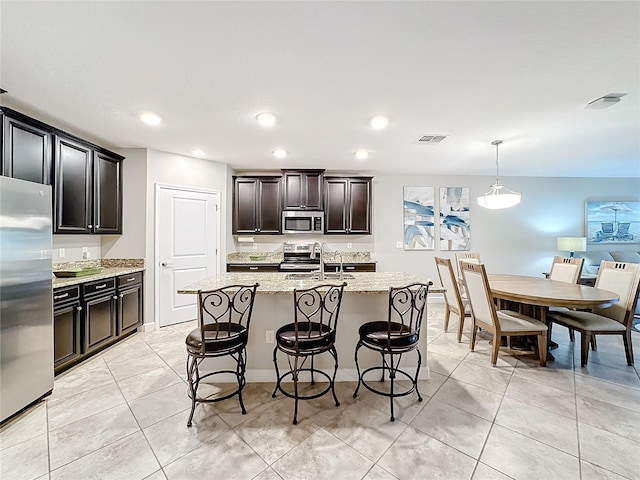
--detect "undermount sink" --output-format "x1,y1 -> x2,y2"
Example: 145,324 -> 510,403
284,273 -> 354,280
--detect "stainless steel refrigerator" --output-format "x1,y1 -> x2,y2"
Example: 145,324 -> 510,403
1,176 -> 54,423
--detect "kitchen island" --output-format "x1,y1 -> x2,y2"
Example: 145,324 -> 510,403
179,272 -> 444,381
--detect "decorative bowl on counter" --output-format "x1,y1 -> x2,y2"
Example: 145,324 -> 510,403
54,267 -> 103,277
249,254 -> 268,261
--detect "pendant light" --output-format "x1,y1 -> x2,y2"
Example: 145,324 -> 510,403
477,140 -> 521,209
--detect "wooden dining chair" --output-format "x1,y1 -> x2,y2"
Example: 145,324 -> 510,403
461,262 -> 548,367
547,261 -> 640,367
455,252 -> 481,282
435,257 -> 472,342
548,256 -> 584,343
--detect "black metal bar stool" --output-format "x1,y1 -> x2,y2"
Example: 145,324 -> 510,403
272,282 -> 346,425
185,283 -> 259,427
353,282 -> 431,421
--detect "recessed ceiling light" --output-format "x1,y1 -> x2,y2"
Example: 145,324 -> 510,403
256,112 -> 276,127
272,148 -> 287,159
140,112 -> 161,126
355,150 -> 369,160
370,115 -> 389,130
191,149 -> 205,157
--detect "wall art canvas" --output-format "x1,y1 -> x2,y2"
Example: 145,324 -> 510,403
586,201 -> 640,245
403,186 -> 435,250
439,187 -> 470,251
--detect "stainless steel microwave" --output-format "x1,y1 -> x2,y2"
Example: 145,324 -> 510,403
282,211 -> 324,234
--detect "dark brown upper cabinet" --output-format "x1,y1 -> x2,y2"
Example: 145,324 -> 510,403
233,176 -> 282,234
54,136 -> 123,234
324,177 -> 372,235
282,169 -> 324,210
1,108 -> 53,185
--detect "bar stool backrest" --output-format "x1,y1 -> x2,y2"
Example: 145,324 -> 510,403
387,282 -> 431,341
198,284 -> 259,350
293,283 -> 346,339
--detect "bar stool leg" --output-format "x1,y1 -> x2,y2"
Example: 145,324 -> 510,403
292,356 -> 300,425
352,341 -> 363,398
389,353 -> 395,422
236,349 -> 247,414
186,355 -> 198,427
271,346 -> 280,398
310,355 -> 315,385
329,346 -> 340,407
414,349 -> 423,402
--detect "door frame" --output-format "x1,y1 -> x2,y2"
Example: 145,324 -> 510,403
153,183 -> 222,329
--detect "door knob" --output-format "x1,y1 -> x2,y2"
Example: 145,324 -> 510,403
161,262 -> 174,268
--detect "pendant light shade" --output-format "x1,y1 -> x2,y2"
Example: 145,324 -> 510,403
477,140 -> 521,209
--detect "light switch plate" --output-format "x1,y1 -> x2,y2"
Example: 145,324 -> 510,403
265,330 -> 275,344
347,242 -> 352,249
252,243 -> 258,250
58,248 -> 65,258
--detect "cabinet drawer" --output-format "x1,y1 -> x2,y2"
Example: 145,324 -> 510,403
227,264 -> 280,272
53,285 -> 80,305
82,278 -> 116,297
117,271 -> 143,288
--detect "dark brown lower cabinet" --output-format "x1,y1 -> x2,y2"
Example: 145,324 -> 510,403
117,272 -> 143,335
53,272 -> 144,375
324,263 -> 376,272
83,279 -> 117,354
227,264 -> 280,272
53,285 -> 82,374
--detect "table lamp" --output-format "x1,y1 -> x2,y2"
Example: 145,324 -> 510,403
557,237 -> 587,257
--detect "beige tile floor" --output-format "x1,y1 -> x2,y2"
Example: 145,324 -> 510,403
2,304 -> 639,480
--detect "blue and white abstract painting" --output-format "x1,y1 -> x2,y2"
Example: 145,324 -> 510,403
586,201 -> 640,245
439,187 -> 470,251
403,186 -> 435,250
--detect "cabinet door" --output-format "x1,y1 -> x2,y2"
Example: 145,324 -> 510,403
257,178 -> 281,233
2,114 -> 53,185
54,302 -> 82,372
93,152 -> 122,234
233,177 -> 258,234
282,171 -> 323,210
118,285 -> 142,335
324,178 -> 348,233
347,179 -> 372,234
84,294 -> 117,353
55,137 -> 92,233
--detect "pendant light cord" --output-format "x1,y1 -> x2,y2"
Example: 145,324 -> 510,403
492,140 -> 503,185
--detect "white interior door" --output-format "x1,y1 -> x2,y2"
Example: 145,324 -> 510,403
157,185 -> 219,327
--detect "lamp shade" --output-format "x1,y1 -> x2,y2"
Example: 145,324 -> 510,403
477,184 -> 521,209
557,237 -> 587,253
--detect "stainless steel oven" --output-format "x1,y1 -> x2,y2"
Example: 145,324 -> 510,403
282,211 -> 324,234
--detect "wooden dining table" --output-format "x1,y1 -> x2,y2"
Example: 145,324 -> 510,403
486,274 -> 620,359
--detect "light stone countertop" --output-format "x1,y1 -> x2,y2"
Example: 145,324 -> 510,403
178,272 -> 444,295
226,251 -> 376,265
52,259 -> 145,288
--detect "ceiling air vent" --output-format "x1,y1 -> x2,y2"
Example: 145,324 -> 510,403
413,134 -> 448,145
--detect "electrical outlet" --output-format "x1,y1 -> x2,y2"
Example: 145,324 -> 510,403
347,242 -> 352,249
253,243 -> 258,250
58,248 -> 65,258
396,242 -> 403,249
83,251 -> 91,259
265,330 -> 275,344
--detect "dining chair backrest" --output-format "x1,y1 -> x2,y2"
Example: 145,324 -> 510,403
435,257 -> 465,311
460,262 -> 496,329
549,256 -> 584,284
455,252 -> 481,280
593,261 -> 640,325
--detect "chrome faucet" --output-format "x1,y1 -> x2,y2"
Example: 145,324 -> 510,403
334,250 -> 344,280
310,241 -> 325,280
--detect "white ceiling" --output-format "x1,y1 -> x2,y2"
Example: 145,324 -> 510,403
1,1 -> 639,178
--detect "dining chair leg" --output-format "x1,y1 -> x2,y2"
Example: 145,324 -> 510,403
456,314 -> 464,343
569,329 -> 575,342
623,332 -> 634,366
470,323 -> 478,351
443,305 -> 451,332
538,331 -> 547,367
547,321 -> 554,356
581,333 -> 591,367
491,335 -> 500,366
590,336 -> 597,351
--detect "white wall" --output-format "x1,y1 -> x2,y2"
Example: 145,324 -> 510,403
372,174 -> 640,282
52,235 -> 101,263
102,148 -> 147,259
145,150 -> 229,328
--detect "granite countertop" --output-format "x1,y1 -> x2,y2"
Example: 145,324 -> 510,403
53,259 -> 145,288
226,251 -> 376,265
178,272 -> 444,295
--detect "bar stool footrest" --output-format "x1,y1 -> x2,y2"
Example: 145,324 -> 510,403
357,366 -> 416,399
274,368 -> 334,401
